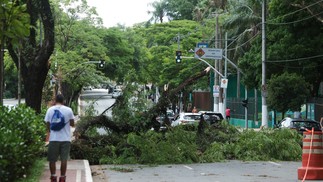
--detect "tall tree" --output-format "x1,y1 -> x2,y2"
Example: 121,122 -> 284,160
50,0 -> 106,106
267,72 -> 310,114
0,0 -> 30,105
267,0 -> 323,97
7,0 -> 54,113
166,0 -> 199,20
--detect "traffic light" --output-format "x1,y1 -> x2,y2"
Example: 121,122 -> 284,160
98,60 -> 105,69
242,98 -> 248,108
175,51 -> 182,63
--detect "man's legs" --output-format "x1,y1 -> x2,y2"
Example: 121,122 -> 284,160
48,142 -> 60,181
49,162 -> 57,175
59,142 -> 71,181
60,160 -> 67,176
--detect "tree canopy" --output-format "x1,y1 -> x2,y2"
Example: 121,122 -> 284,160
2,0 -> 323,115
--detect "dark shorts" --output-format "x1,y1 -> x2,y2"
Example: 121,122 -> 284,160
47,141 -> 71,162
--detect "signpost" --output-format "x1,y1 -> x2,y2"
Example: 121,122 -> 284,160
194,48 -> 223,60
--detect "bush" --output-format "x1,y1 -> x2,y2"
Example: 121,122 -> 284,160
0,105 -> 46,182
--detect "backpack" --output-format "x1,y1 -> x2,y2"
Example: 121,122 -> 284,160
50,109 -> 66,131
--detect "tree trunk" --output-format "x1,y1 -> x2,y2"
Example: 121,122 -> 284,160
8,0 -> 54,113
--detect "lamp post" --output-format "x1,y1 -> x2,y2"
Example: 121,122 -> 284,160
214,13 -> 220,112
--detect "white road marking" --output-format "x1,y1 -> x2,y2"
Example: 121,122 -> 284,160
268,161 -> 281,166
183,165 -> 193,170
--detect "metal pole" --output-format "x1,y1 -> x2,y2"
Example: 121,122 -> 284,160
245,86 -> 248,129
237,70 -> 240,98
261,0 -> 268,127
214,14 -> 219,112
255,88 -> 258,125
223,32 -> 228,117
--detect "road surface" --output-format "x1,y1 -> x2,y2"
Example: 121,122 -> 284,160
91,160 -> 310,182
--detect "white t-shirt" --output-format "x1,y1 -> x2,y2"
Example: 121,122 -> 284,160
44,105 -> 75,142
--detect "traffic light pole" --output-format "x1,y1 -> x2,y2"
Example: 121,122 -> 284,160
245,87 -> 248,129
182,56 -> 224,78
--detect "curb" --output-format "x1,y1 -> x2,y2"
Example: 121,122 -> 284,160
84,160 -> 93,182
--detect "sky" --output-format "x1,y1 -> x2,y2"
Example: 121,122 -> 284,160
86,0 -> 156,28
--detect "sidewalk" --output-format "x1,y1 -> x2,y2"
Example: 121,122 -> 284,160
39,160 -> 93,182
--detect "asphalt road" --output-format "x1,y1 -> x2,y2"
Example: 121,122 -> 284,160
91,160 -> 309,182
79,89 -> 114,116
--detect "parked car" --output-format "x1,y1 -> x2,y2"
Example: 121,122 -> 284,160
199,111 -> 224,125
156,110 -> 175,124
112,89 -> 122,98
171,112 -> 201,127
3,104 -> 16,111
276,117 -> 321,134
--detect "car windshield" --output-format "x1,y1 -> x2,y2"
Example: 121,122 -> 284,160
292,121 -> 320,129
184,115 -> 200,120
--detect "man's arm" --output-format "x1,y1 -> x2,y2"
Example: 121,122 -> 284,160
320,117 -> 323,130
70,119 -> 75,127
46,122 -> 50,132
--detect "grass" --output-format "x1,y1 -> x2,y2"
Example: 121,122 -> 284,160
16,158 -> 46,182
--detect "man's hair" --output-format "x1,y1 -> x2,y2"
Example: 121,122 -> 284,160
55,94 -> 65,104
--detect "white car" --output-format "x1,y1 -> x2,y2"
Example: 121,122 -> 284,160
4,104 -> 16,111
171,112 -> 201,127
112,89 -> 122,98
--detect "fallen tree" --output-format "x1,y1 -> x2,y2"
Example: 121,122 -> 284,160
74,67 -> 211,138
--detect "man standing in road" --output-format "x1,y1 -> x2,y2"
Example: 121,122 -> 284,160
226,108 -> 231,121
45,94 -> 75,182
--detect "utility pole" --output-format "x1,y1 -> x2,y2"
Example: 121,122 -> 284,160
261,0 -> 268,127
214,14 -> 219,112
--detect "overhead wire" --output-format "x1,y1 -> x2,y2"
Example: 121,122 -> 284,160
269,62 -> 323,69
266,11 -> 323,25
266,54 -> 323,63
226,32 -> 260,51
267,0 -> 323,23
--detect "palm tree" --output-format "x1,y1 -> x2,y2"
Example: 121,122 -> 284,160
223,0 -> 262,59
147,0 -> 169,23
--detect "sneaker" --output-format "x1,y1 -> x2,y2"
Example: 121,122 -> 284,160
59,176 -> 66,182
50,176 -> 57,182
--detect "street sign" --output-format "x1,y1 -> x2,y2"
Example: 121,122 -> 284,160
213,85 -> 219,97
197,42 -> 208,48
220,78 -> 228,88
194,48 -> 223,59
